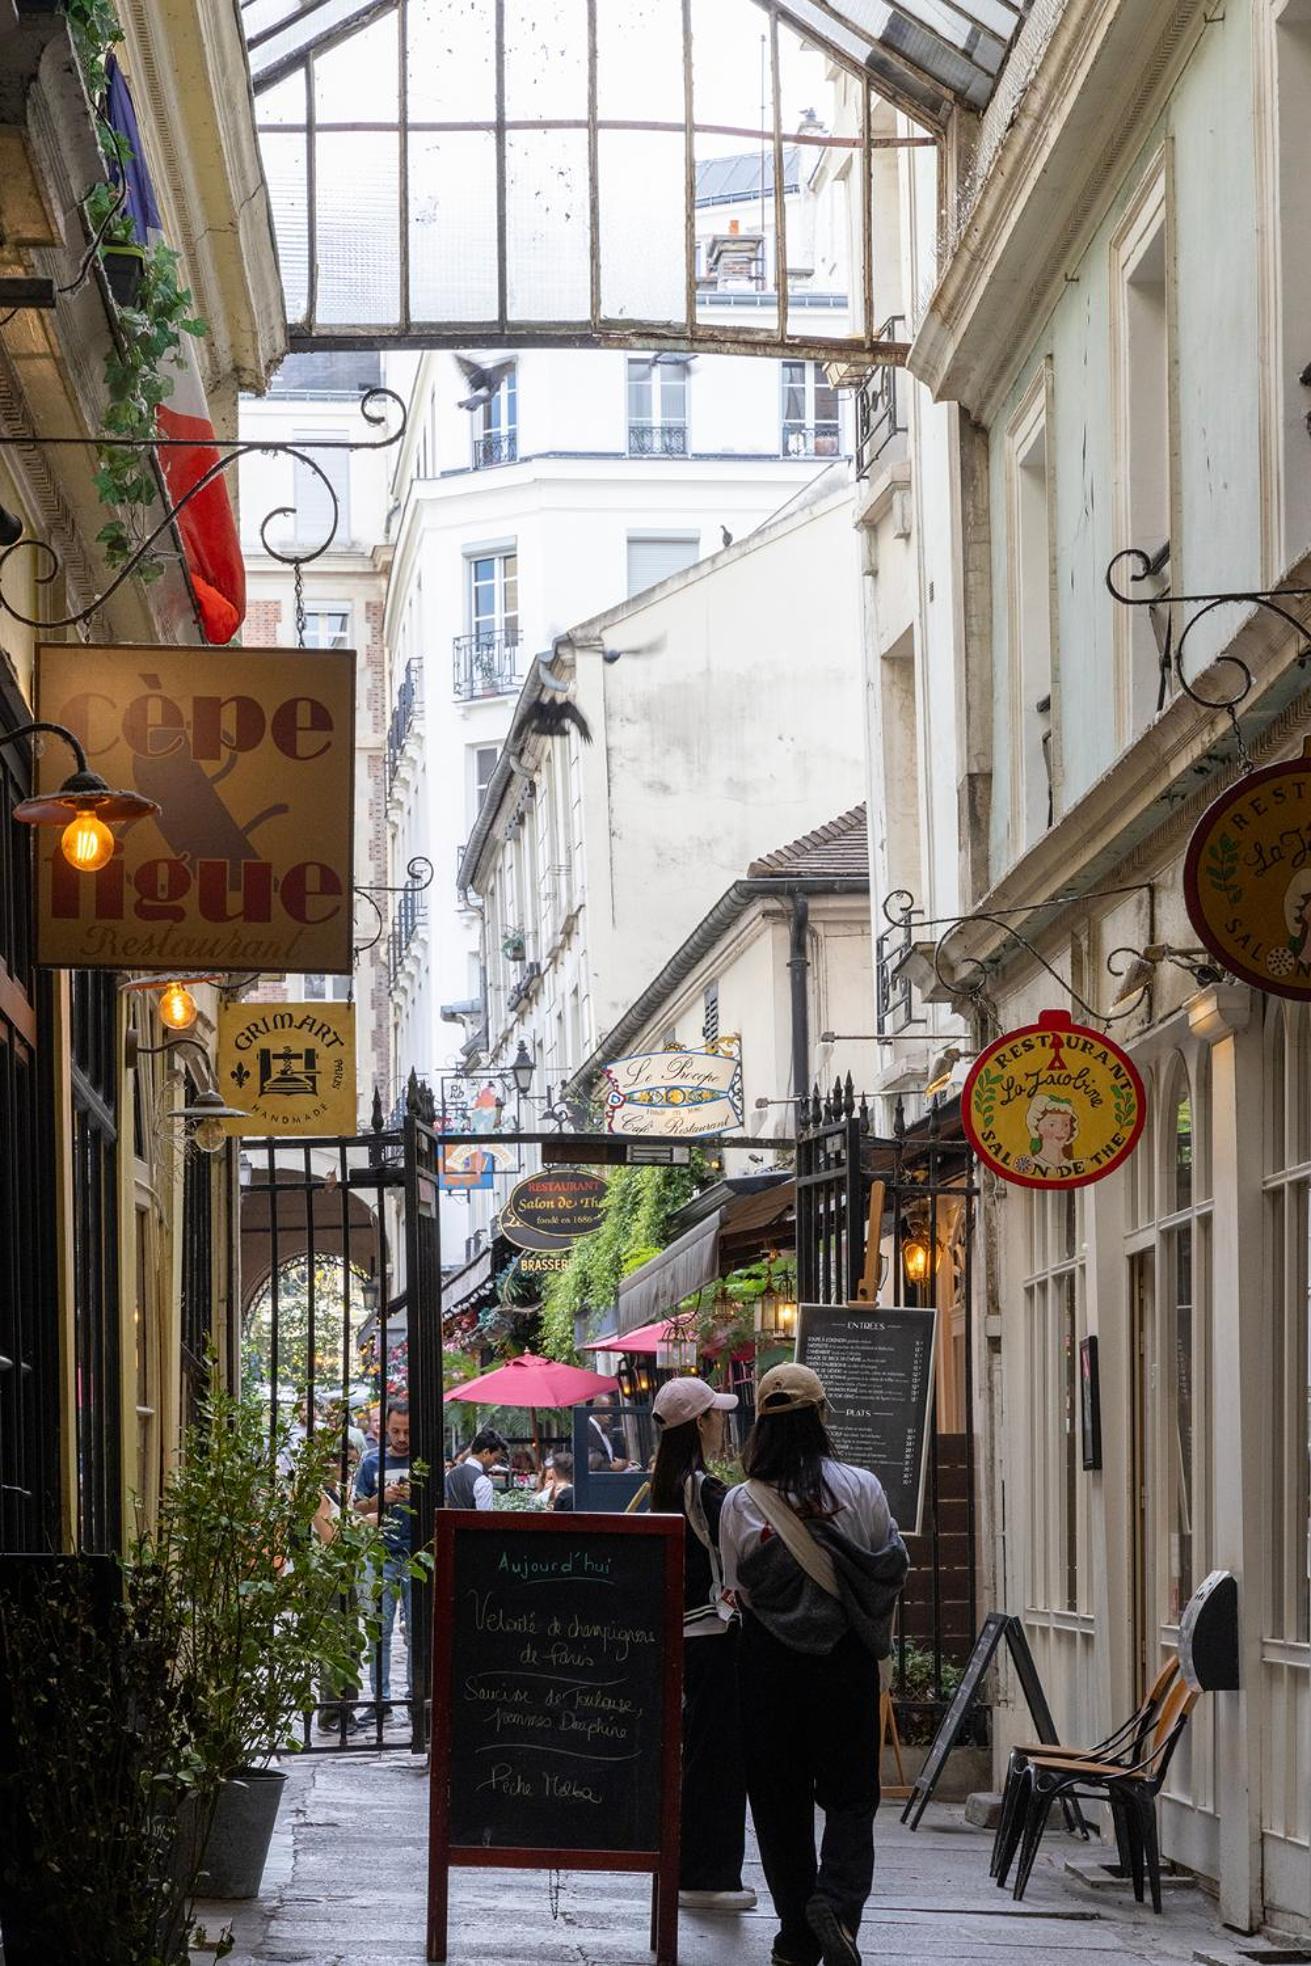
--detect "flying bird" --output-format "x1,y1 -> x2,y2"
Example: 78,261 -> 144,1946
524,697 -> 593,744
454,355 -> 515,411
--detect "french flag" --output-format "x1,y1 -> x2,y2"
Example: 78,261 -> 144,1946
106,61 -> 246,645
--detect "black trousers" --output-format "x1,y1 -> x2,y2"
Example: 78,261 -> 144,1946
740,1614 -> 880,1965
680,1626 -> 748,1890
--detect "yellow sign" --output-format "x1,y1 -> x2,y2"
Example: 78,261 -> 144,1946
218,1000 -> 357,1136
962,1009 -> 1146,1190
35,642 -> 355,972
1184,741 -> 1311,998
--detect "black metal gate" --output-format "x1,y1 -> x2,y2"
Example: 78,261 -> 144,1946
238,1102 -> 442,1752
796,1083 -> 980,1739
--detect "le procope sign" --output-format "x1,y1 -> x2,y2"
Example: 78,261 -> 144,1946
35,643 -> 355,972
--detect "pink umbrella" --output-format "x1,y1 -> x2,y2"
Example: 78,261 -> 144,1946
579,1318 -> 676,1356
444,1352 -> 619,1467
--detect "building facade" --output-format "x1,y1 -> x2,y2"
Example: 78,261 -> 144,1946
876,0 -> 1311,1933
0,0 -> 280,1555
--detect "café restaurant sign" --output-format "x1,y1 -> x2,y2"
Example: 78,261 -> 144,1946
962,1009 -> 1146,1190
35,642 -> 354,972
602,1037 -> 743,1138
501,1171 -> 607,1251
1184,740 -> 1311,998
217,1000 -> 356,1137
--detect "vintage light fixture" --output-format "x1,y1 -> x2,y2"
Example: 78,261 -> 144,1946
0,719 -> 159,870
616,1356 -> 655,1404
510,1040 -> 535,1096
125,1031 -> 247,1152
1108,943 -> 1225,1008
361,1267 -> 381,1315
157,981 -> 199,1031
901,1223 -> 934,1289
755,1261 -> 798,1345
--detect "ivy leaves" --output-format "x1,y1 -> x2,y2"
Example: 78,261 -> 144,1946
538,1162 -> 702,1360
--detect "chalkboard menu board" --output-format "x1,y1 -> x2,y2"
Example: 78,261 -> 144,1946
795,1304 -> 937,1533
427,1512 -> 684,1965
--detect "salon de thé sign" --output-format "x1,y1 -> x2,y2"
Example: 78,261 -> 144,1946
962,1009 -> 1146,1190
35,643 -> 354,972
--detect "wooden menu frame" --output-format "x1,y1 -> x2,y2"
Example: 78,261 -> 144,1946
426,1510 -> 685,1965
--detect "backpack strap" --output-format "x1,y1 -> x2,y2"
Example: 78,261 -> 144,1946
746,1479 -> 842,1599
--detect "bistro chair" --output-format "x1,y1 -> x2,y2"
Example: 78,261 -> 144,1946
1002,1675 -> 1200,1912
989,1655 -> 1181,1883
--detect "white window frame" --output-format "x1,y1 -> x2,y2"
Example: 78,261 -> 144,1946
300,602 -> 352,650
468,548 -> 519,645
292,428 -> 351,550
780,359 -> 840,458
1021,1187 -> 1090,1617
1004,365 -> 1056,855
1264,1000 -> 1311,1645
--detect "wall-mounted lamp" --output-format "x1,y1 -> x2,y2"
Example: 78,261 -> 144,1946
125,1032 -> 247,1153
510,1039 -> 535,1096
901,1231 -> 934,1289
616,1356 -> 655,1403
361,1267 -> 381,1315
756,1263 -> 798,1344
1,720 -> 159,871
121,973 -> 221,1033
1108,943 -> 1225,1009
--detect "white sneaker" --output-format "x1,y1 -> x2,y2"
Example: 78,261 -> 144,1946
678,1888 -> 758,1912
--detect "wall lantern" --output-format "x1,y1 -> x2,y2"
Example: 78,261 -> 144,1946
361,1267 -> 381,1315
1,719 -> 159,871
756,1262 -> 798,1345
616,1356 -> 654,1404
510,1039 -> 535,1097
125,1031 -> 247,1153
121,973 -> 221,1033
901,1225 -> 934,1290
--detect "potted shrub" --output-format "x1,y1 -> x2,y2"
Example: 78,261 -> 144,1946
147,1383 -> 387,1899
0,1555 -> 212,1965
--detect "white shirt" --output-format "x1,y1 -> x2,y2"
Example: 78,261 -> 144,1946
471,1471 -> 494,1511
719,1460 -> 893,1606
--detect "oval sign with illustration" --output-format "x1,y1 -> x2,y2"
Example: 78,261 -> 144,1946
1183,744 -> 1311,998
962,1010 -> 1147,1190
500,1171 -> 608,1251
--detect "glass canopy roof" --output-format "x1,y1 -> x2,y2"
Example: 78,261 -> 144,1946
240,0 -> 1030,355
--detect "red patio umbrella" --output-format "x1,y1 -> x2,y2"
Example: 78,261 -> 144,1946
444,1352 -> 619,1468
578,1318 -> 676,1356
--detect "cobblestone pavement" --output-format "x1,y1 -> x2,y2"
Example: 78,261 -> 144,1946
195,1750 -> 1254,1966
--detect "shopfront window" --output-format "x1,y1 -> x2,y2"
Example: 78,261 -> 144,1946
1023,1186 -> 1087,1614
1266,1002 -> 1311,1641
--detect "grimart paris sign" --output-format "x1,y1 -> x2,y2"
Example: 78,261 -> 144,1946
217,1000 -> 356,1137
35,643 -> 355,971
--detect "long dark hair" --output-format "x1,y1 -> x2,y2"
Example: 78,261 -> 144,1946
650,1419 -> 705,1514
742,1406 -> 837,1517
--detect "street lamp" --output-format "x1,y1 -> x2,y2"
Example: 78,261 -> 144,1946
125,1032 -> 247,1152
1,720 -> 159,870
510,1040 -> 535,1097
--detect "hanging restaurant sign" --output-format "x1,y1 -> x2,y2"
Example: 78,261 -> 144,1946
500,1170 -> 608,1251
34,642 -> 355,972
1183,740 -> 1311,998
961,1009 -> 1146,1190
602,1036 -> 743,1138
217,1000 -> 356,1137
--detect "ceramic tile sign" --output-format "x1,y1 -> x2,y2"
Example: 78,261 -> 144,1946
1184,740 -> 1311,998
35,642 -> 354,972
962,1009 -> 1146,1189
218,999 -> 356,1136
602,1036 -> 742,1137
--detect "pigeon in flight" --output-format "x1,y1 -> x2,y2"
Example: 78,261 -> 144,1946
524,697 -> 593,744
454,355 -> 515,411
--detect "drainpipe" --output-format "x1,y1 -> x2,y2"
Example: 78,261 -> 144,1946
788,891 -> 810,1109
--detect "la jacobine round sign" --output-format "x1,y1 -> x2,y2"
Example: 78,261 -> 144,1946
1183,741 -> 1311,999
962,1010 -> 1147,1190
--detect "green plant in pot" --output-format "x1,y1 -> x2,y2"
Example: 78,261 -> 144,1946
145,1382 -> 388,1900
0,1555 -> 214,1965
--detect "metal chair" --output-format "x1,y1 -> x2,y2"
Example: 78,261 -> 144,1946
1003,1676 -> 1200,1911
990,1655 -> 1181,1883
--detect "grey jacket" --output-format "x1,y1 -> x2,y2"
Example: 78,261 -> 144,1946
737,1516 -> 909,1658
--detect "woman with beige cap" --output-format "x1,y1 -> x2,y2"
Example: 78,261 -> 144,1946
649,1374 -> 756,1916
719,1362 -> 908,1966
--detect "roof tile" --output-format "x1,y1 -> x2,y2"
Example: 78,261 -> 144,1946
747,804 -> 868,880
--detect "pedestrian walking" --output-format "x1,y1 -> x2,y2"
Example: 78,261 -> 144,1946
719,1364 -> 908,1966
445,1427 -> 507,1509
649,1376 -> 756,1915
352,1398 -> 415,1722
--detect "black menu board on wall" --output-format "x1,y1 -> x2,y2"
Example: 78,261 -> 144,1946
427,1512 -> 684,1965
795,1304 -> 937,1533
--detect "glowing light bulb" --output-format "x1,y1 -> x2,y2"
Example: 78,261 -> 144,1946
901,1235 -> 932,1288
158,982 -> 198,1031
192,1115 -> 226,1155
60,809 -> 115,872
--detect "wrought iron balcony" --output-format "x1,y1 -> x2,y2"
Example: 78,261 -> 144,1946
385,657 -> 423,801
473,430 -> 518,469
388,886 -> 427,987
782,421 -> 842,459
856,316 -> 907,480
628,421 -> 688,458
452,630 -> 520,699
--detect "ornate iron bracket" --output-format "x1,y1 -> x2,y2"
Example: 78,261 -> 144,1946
353,855 -> 436,959
0,385 -> 407,632
1105,548 -> 1311,770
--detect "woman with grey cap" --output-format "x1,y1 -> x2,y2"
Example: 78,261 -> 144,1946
719,1363 -> 908,1966
650,1374 -> 756,1915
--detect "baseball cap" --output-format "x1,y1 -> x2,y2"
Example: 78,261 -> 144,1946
755,1362 -> 826,1414
652,1376 -> 738,1428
